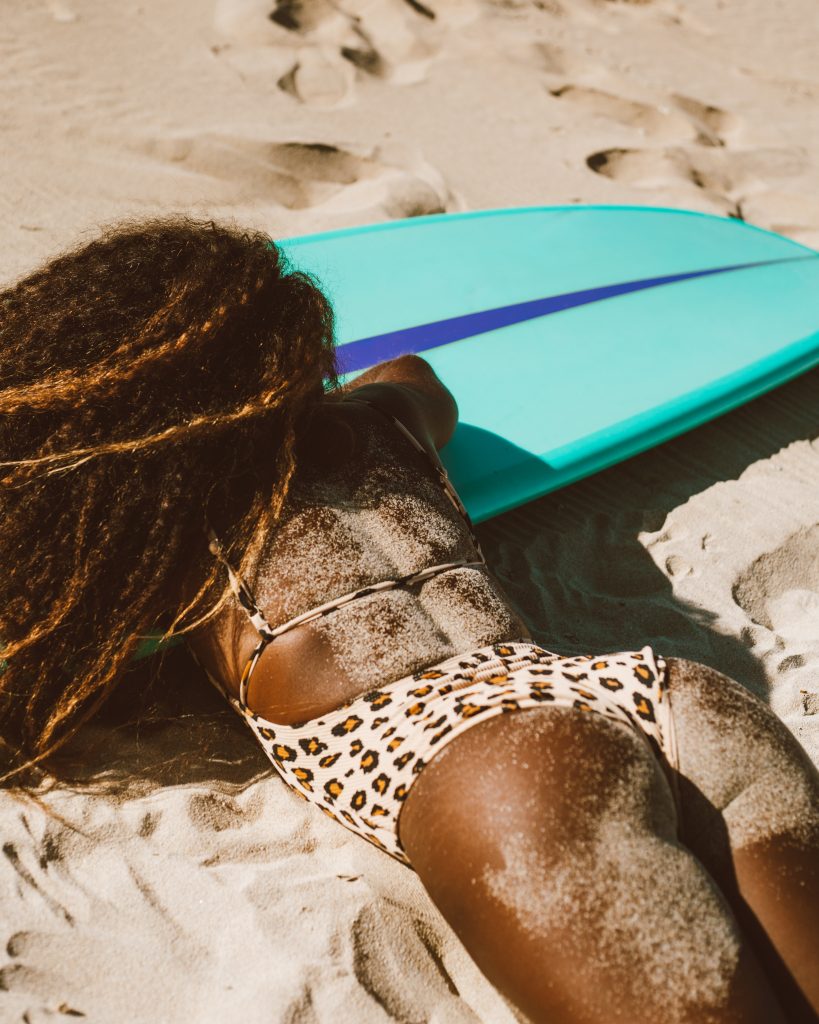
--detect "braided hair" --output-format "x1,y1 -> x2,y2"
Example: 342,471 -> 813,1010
0,217 -> 337,780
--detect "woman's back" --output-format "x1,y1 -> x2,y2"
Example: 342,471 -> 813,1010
188,392 -> 529,725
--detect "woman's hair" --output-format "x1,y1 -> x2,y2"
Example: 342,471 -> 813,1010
0,217 -> 338,780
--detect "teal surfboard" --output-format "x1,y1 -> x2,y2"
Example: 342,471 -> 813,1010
133,204 -> 819,660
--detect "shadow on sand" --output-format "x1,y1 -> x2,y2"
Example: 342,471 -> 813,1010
475,362 -> 819,700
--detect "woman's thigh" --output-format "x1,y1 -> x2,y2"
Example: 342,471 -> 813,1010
399,704 -> 783,1024
666,657 -> 819,1021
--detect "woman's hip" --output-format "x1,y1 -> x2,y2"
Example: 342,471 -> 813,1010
246,640 -> 675,867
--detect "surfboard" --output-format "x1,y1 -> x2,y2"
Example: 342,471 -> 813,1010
281,204 -> 819,523
132,205 -> 819,660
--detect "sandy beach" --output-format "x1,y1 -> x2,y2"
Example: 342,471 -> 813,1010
1,0 -> 818,1020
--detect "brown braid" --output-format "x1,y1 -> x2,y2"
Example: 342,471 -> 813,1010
0,217 -> 338,781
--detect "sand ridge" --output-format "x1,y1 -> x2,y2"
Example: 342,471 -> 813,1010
1,0 -> 819,1020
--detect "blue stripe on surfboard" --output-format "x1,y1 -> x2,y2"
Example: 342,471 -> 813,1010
336,254 -> 818,375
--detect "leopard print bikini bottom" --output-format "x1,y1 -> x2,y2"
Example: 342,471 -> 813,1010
212,639 -> 678,867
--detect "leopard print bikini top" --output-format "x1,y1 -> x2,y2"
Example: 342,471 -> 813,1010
206,398 -> 487,706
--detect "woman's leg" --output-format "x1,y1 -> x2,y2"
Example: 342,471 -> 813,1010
399,706 -> 785,1024
666,657 -> 819,1023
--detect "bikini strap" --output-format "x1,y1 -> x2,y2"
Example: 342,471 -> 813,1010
206,525 -> 276,642
235,554 -> 487,706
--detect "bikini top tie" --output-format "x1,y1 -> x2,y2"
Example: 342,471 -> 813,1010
207,398 -> 487,707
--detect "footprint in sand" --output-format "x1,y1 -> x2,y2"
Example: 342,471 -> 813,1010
733,529 -> 819,719
214,0 -> 442,107
138,136 -> 364,209
275,0 -> 440,88
571,76 -> 819,225
549,86 -> 705,144
733,525 -> 819,632
277,46 -> 357,108
133,134 -> 456,218
670,94 -> 742,146
350,901 -> 470,1020
550,87 -> 740,147
732,525 -> 819,669
585,143 -> 808,218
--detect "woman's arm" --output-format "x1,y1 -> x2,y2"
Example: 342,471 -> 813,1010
335,353 -> 458,451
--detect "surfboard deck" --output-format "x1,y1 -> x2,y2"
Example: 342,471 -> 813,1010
280,204 -> 819,524
133,205 -> 819,660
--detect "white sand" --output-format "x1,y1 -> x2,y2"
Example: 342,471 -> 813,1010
1,0 -> 818,1020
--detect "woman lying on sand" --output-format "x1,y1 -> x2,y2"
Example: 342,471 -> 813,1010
1,220 -> 818,1024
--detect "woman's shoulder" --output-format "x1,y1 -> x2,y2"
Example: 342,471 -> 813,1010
332,367 -> 457,455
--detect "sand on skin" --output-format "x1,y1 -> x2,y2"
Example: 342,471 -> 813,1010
1,0 -> 819,1021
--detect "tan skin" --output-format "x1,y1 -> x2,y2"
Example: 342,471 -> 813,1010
188,354 -> 819,1024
